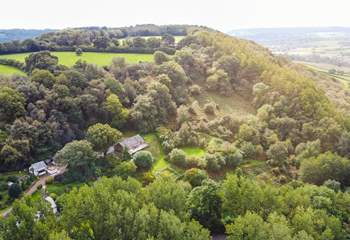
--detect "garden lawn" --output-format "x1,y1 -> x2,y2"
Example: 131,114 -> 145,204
181,147 -> 205,157
142,133 -> 169,173
0,64 -> 26,76
46,182 -> 84,196
0,52 -> 153,67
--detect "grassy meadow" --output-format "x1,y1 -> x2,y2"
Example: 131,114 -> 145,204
0,64 -> 26,76
0,51 -> 154,67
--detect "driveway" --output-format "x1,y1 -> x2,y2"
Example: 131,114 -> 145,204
1,165 -> 66,218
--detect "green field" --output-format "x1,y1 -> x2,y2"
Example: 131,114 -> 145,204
0,64 -> 26,76
182,147 -> 205,157
296,61 -> 350,87
143,133 -> 168,173
0,52 -> 154,67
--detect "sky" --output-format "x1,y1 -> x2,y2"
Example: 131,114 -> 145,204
1,0 -> 350,31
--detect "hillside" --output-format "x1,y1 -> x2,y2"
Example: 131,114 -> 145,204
230,27 -> 350,77
1,27 -> 350,239
0,29 -> 53,43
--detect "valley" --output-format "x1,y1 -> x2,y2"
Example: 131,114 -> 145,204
1,25 -> 350,240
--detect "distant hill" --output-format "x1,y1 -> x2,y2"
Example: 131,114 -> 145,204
0,29 -> 54,43
228,27 -> 350,46
229,27 -> 350,75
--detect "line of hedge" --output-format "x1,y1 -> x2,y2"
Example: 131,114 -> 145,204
0,58 -> 26,72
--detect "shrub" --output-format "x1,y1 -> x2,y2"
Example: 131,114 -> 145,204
7,176 -> 18,183
222,147 -> 243,168
0,182 -> 8,191
168,148 -> 187,168
187,156 -> 207,169
154,51 -> 170,65
133,151 -> 154,170
50,193 -> 58,200
205,153 -> 225,172
143,171 -> 156,185
204,102 -> 217,115
323,180 -> 341,192
239,141 -> 257,160
114,161 -> 137,179
46,176 -> 55,184
184,168 -> 208,187
300,152 -> 350,186
189,85 -> 202,96
8,183 -> 22,199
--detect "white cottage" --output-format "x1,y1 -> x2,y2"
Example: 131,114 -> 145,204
29,161 -> 48,176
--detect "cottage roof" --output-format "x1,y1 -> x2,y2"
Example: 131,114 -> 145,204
29,161 -> 47,171
119,135 -> 148,154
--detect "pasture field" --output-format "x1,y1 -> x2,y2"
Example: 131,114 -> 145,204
0,64 -> 26,76
0,51 -> 154,67
296,61 -> 350,87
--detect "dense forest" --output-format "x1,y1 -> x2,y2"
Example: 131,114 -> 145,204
0,29 -> 53,43
1,26 -> 350,240
0,24 -> 205,54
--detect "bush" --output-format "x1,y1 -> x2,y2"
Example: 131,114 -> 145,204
143,172 -> 156,184
46,176 -> 55,184
323,180 -> 341,192
50,193 -> 58,200
168,148 -> 187,168
0,182 -> 8,191
7,176 -> 18,183
222,148 -> 243,168
183,168 -> 208,187
154,51 -> 170,65
189,85 -> 202,96
204,102 -> 217,115
187,156 -> 207,169
8,183 -> 22,199
133,151 -> 154,170
205,153 -> 225,172
239,141 -> 257,160
300,152 -> 350,186
114,161 -> 137,179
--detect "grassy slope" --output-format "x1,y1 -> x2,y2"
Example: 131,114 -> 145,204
0,52 -> 153,67
143,133 -> 167,173
144,134 -> 206,175
0,64 -> 26,76
196,90 -> 255,118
